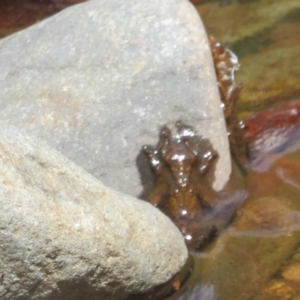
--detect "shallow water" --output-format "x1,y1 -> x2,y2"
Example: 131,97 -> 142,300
165,1 -> 300,299
167,151 -> 300,300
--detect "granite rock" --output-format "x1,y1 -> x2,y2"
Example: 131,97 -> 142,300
0,0 -> 230,196
0,124 -> 187,300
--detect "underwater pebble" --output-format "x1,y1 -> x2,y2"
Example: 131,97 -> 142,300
282,263 -> 300,282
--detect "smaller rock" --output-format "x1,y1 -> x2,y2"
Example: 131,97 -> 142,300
282,263 -> 300,282
236,197 -> 300,232
0,124 -> 187,300
257,281 -> 295,300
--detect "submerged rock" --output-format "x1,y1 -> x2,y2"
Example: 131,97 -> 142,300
244,99 -> 300,159
0,0 -> 230,196
0,125 -> 187,300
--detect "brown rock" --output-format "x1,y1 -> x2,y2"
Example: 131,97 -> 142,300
282,263 -> 300,282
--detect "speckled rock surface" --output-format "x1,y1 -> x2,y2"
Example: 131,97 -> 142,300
0,124 -> 187,300
0,0 -> 230,196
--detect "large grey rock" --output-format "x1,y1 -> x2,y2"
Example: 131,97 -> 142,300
0,124 -> 187,300
0,0 -> 230,196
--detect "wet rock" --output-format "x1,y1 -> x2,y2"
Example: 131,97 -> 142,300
0,124 -> 187,300
243,99 -> 300,159
0,0 -> 230,196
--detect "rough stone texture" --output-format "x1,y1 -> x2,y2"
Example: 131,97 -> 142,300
0,124 -> 187,300
0,0 -> 230,196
